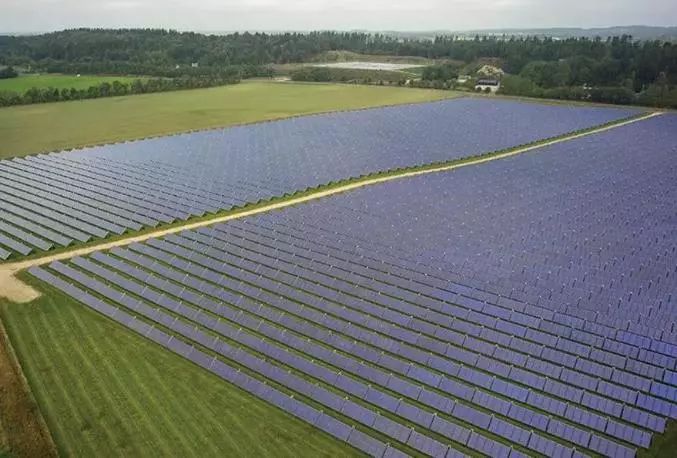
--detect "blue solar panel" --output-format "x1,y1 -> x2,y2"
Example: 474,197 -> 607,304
472,390 -> 511,416
507,403 -> 550,431
372,414 -> 411,444
345,428 -> 386,457
1,98 -> 639,258
386,377 -> 422,400
0,168 -> 158,228
467,431 -> 512,458
0,180 -> 140,232
340,400 -> 376,428
313,413 -> 352,441
588,434 -> 636,458
395,402 -> 434,429
0,192 -> 109,237
581,391 -> 623,417
527,433 -> 575,458
0,220 -> 53,251
546,419 -> 591,448
0,210 -> 72,246
451,403 -> 491,430
406,430 -> 449,457
26,113 -> 677,457
0,232 -> 32,256
606,418 -> 652,448
0,198 -> 92,242
488,417 -> 531,447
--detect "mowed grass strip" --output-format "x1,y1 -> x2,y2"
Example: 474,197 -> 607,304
0,74 -> 142,93
0,81 -> 457,159
0,273 -> 362,458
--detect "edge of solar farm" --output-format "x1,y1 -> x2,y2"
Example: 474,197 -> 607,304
0,107 -> 656,264
17,112 -> 677,458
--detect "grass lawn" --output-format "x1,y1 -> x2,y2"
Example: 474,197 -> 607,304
0,421 -> 7,457
0,273 -> 361,457
0,81 -> 457,159
0,74 -> 142,93
311,50 -> 435,65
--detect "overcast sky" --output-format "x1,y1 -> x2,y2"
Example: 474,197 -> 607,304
2,0 -> 675,34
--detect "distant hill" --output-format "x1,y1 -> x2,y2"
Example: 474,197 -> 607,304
385,26 -> 677,41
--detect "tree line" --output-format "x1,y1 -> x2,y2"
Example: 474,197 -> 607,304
2,30 -> 674,85
0,73 -> 241,107
0,65 -> 18,79
0,29 -> 676,107
290,66 -> 408,85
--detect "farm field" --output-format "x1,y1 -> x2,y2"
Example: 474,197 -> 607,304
310,50 -> 437,65
18,114 -> 677,457
0,81 -> 458,159
311,62 -> 424,71
0,74 -> 142,93
0,96 -> 640,260
0,276 -> 361,458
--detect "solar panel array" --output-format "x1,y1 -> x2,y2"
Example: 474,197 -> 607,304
0,98 -> 639,259
29,114 -> 677,457
281,114 -> 677,341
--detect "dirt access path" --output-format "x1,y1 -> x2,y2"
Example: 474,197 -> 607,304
0,111 -> 662,304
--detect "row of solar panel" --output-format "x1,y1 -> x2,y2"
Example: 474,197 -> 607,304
35,248 -> 653,457
30,264 -> 495,458
146,230 -> 677,417
57,154 -> 275,206
203,219 -> 677,376
120,238 -> 673,439
0,144 -> 284,259
256,116 -> 676,338
241,210 -> 677,361
85,247 -> 661,449
0,99 -> 639,261
0,153 -> 219,258
171,228 -> 672,403
27,266 -> 410,458
38,259 -> 601,458
0,141 -> 288,259
278,205 -> 672,326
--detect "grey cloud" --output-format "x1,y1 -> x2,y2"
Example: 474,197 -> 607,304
1,0 -> 675,33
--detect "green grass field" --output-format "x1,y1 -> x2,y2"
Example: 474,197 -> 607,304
0,81 -> 457,159
0,74 -> 142,93
310,51 -> 435,65
0,274 -> 360,457
0,420 -> 7,457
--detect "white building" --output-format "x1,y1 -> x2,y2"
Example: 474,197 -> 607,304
475,79 -> 501,93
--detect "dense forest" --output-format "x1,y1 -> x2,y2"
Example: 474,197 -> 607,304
0,65 -> 18,79
1,29 -> 676,107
